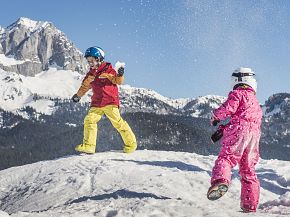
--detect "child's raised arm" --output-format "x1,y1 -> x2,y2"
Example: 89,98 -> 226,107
213,90 -> 240,121
99,67 -> 125,85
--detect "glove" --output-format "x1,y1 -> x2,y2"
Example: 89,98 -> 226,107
117,67 -> 124,76
210,125 -> 225,143
210,115 -> 220,126
211,129 -> 223,143
71,94 -> 81,103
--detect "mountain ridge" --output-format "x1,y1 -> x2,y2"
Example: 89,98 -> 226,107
0,17 -> 87,76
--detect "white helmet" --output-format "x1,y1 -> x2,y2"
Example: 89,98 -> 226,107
231,67 -> 257,92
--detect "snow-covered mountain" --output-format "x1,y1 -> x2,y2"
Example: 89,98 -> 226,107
0,67 -> 82,113
120,85 -> 225,118
0,17 -> 87,76
119,85 -> 191,115
0,150 -> 289,217
0,17 -> 224,118
264,93 -> 290,118
183,95 -> 225,118
0,17 -> 224,120
0,65 -> 222,119
261,93 -> 290,152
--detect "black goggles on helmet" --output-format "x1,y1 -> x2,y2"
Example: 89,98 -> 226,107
232,72 -> 255,77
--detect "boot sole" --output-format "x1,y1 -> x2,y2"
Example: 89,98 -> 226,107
207,184 -> 228,200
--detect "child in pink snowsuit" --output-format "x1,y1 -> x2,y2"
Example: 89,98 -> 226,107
207,67 -> 263,213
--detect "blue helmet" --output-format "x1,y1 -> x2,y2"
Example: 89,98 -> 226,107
84,46 -> 105,60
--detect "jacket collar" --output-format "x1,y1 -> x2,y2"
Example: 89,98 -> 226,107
89,62 -> 111,75
235,86 -> 256,94
96,62 -> 111,72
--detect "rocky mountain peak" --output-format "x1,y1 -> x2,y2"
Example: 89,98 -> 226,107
7,17 -> 49,32
264,93 -> 290,117
0,17 -> 87,76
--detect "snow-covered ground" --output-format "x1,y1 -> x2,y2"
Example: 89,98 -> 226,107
0,150 -> 289,217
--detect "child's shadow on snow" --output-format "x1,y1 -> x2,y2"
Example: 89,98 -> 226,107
111,159 -> 211,175
257,168 -> 290,195
67,189 -> 171,205
231,168 -> 290,195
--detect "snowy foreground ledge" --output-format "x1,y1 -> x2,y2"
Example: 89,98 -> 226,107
0,150 -> 289,217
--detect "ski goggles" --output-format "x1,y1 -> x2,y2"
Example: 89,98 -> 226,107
232,72 -> 255,77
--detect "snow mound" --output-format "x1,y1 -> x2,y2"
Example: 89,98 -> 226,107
0,150 -> 289,217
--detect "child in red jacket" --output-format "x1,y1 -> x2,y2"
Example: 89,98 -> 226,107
72,46 -> 137,154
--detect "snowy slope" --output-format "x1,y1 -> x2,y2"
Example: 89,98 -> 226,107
0,55 -> 27,66
0,150 -> 289,217
0,68 -> 86,114
0,69 -> 33,111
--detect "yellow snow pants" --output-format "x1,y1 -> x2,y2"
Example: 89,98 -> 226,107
75,105 -> 137,154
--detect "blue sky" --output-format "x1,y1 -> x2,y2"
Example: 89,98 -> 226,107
1,0 -> 290,102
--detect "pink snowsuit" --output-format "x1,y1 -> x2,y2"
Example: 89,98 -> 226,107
211,86 -> 262,211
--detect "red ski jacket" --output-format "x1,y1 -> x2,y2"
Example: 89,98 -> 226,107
76,62 -> 123,108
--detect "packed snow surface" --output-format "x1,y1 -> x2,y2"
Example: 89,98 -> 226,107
0,150 -> 289,217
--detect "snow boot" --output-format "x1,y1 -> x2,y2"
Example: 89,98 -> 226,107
207,182 -> 229,200
75,144 -> 96,154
